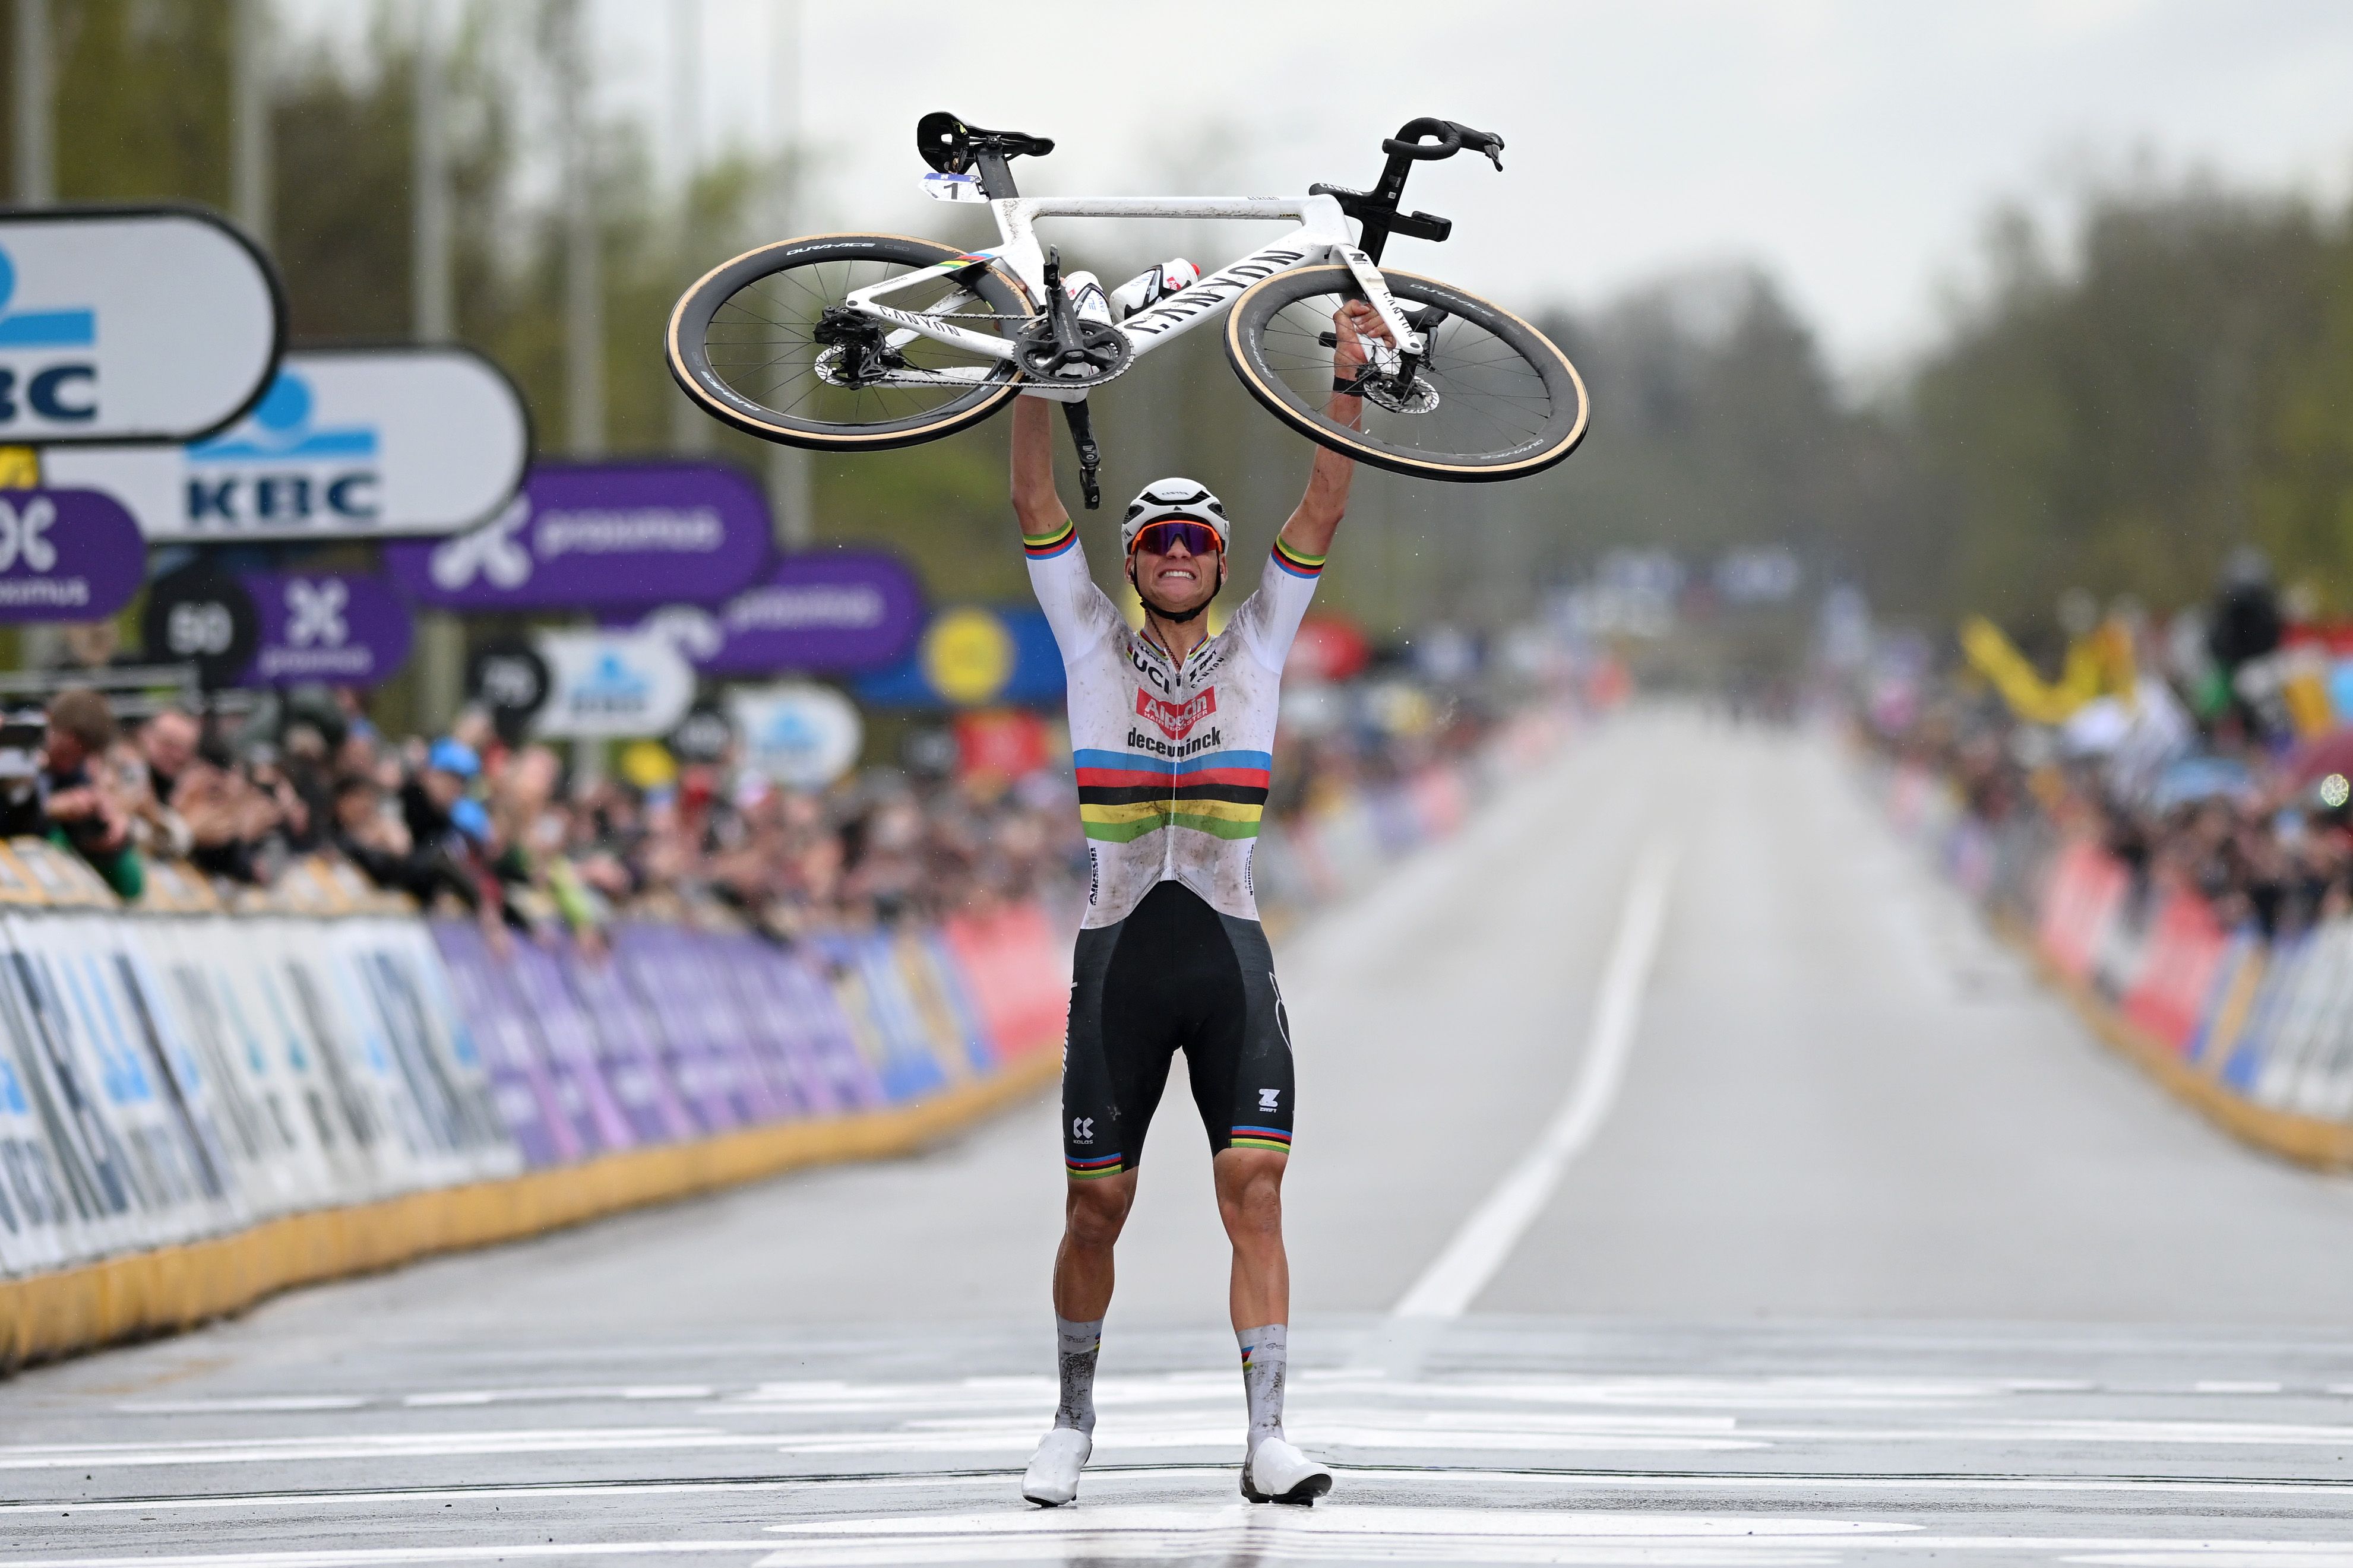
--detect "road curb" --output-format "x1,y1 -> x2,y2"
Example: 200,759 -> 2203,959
0,1046 -> 1060,1372
1992,915 -> 2353,1172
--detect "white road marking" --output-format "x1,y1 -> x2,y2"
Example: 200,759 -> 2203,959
2,1463 -> 2345,1521
1394,840 -> 1678,1319
113,1398 -> 372,1415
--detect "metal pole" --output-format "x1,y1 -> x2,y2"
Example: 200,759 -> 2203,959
558,0 -> 603,458
766,0 -> 809,546
230,0 -> 272,243
412,0 -> 452,343
412,0 -> 462,732
668,0 -> 712,454
12,0 -> 50,204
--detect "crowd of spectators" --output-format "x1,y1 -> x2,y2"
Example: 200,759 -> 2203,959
1862,557 -> 2353,942
8,670 -> 1523,942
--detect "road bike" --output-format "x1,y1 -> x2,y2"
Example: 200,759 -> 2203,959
666,112 -> 1589,506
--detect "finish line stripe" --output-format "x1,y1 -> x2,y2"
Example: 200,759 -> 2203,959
1393,840 -> 1678,1319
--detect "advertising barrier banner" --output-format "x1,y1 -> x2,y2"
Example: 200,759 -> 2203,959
386,461 -> 771,611
0,840 -> 1073,1284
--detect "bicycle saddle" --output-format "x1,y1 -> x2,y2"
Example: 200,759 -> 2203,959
916,112 -> 1055,175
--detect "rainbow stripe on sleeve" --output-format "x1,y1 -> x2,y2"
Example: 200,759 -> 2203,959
1229,1124 -> 1292,1154
1074,749 -> 1272,842
1270,539 -> 1326,578
1065,1152 -> 1124,1180
1024,518 -> 1078,559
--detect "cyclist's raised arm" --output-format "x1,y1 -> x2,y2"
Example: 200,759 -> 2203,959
1013,396 -> 1117,657
1012,397 -> 1071,549
1275,300 -> 1381,565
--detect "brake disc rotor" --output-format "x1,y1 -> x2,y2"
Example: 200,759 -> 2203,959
1365,374 -> 1440,415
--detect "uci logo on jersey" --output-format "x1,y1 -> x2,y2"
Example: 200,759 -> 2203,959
0,245 -> 97,429
182,371 -> 381,530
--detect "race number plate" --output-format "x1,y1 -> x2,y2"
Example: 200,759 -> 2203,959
921,172 -> 988,203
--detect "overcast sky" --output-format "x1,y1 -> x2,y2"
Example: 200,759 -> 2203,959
302,1 -> 2353,378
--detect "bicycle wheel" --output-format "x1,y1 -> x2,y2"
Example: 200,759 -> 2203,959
1224,265 -> 1588,481
666,233 -> 1034,450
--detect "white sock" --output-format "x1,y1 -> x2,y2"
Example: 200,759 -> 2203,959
1238,1323 -> 1287,1456
1054,1316 -> 1102,1434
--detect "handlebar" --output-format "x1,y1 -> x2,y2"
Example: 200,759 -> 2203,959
1381,118 -> 1505,171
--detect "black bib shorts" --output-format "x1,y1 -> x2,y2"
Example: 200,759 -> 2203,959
1061,880 -> 1295,1179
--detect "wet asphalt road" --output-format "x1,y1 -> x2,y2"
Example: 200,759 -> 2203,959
5,711 -> 2352,1566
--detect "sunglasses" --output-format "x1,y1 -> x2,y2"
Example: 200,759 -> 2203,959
1130,519 -> 1223,557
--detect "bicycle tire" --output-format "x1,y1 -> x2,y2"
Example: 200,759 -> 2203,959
666,232 -> 1034,451
1223,264 -> 1588,482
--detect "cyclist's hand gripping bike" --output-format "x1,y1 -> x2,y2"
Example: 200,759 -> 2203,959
666,112 -> 1590,507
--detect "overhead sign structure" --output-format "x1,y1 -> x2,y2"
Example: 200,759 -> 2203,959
236,571 -> 414,688
0,489 -> 145,622
729,683 -> 862,790
0,205 -> 284,445
45,347 -> 530,542
532,629 -> 695,739
384,460 -> 770,610
855,605 -> 1066,709
615,550 -> 925,676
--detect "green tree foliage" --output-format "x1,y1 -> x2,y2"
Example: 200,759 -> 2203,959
1911,186 -> 2338,629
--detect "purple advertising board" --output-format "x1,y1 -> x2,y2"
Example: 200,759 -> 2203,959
616,550 -> 925,676
385,460 -> 771,610
505,940 -> 637,1154
237,571 -> 414,686
431,922 -> 575,1168
560,940 -> 700,1143
0,489 -> 146,622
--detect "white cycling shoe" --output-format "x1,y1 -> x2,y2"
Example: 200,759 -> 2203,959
1021,1427 -> 1092,1506
1240,1436 -> 1332,1504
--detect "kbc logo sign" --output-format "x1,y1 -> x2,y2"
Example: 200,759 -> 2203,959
0,246 -> 97,430
183,371 -> 380,530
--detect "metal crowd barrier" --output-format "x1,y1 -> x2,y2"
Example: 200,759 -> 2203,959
1873,758 -> 2353,1168
0,835 -> 1071,1328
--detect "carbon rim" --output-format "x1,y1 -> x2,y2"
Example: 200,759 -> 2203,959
1226,265 -> 1588,480
667,234 -> 1032,449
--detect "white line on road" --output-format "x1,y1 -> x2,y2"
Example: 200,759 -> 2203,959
1393,840 -> 1678,1320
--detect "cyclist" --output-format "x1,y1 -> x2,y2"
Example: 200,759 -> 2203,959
1014,298 -> 1387,1508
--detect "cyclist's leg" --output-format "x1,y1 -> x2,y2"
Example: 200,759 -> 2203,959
1182,910 -> 1323,1499
1188,914 -> 1295,1322
1034,917 -> 1179,1505
1055,897 -> 1189,1304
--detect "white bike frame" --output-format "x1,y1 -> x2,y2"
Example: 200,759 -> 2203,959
839,192 -> 1425,387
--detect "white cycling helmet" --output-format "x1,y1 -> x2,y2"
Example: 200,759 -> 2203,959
1121,477 -> 1229,554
